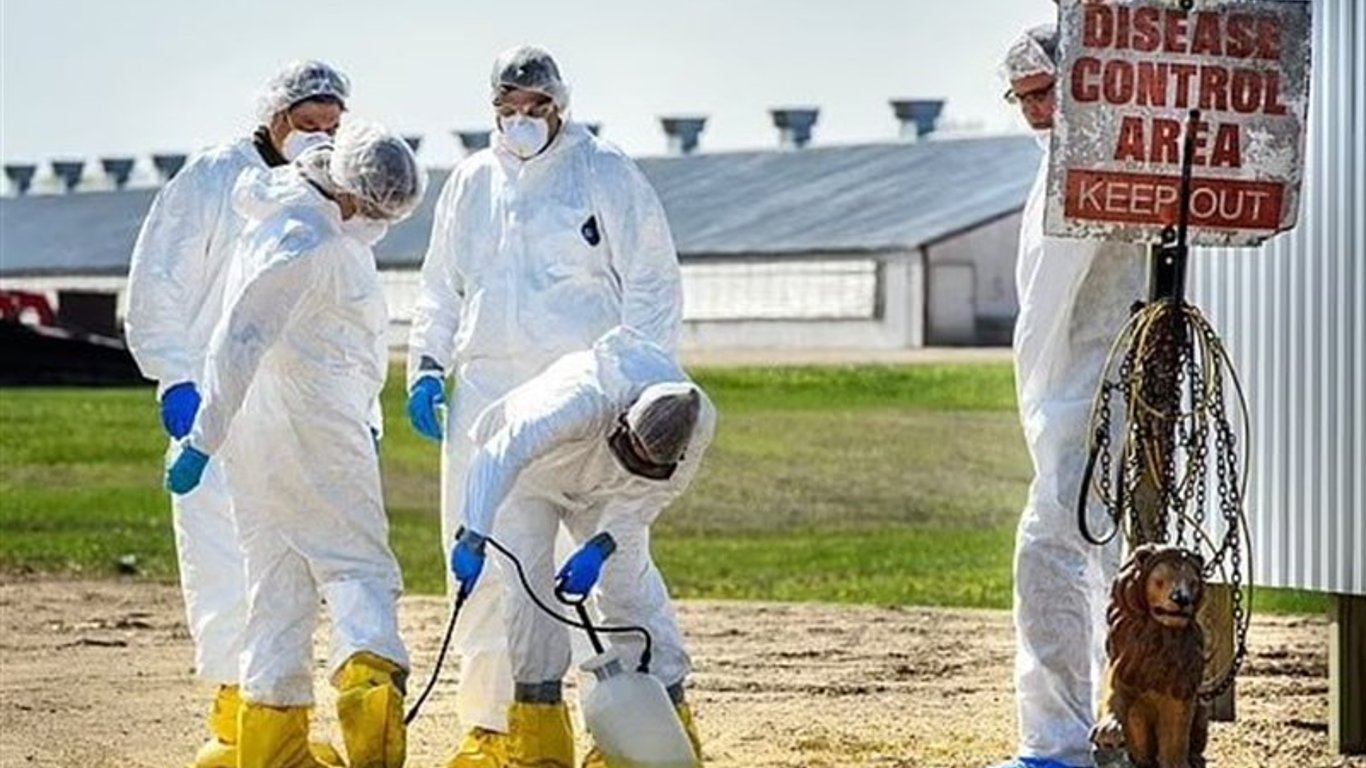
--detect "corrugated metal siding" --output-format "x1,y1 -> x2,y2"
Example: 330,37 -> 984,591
1191,0 -> 1364,595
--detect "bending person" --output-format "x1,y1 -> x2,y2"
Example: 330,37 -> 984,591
124,60 -> 350,767
992,25 -> 1146,768
165,122 -> 426,768
404,45 -> 683,767
450,326 -> 714,768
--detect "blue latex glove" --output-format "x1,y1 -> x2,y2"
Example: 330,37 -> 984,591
407,376 -> 446,442
450,529 -> 488,598
160,382 -> 201,440
556,532 -> 617,597
166,444 -> 210,495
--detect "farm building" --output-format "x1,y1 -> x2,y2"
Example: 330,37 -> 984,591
1,117 -> 1039,350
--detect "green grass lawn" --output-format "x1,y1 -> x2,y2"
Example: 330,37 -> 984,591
0,363 -> 1325,615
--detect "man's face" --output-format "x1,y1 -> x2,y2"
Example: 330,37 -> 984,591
287,100 -> 344,135
495,88 -> 562,136
268,99 -> 344,152
1010,72 -> 1056,130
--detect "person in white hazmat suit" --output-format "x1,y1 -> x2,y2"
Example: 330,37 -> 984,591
163,122 -> 427,768
448,326 -> 713,768
404,45 -> 683,767
991,25 -> 1146,768
123,59 -> 350,768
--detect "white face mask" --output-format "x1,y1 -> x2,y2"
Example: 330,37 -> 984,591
283,130 -> 333,162
498,115 -> 550,160
342,214 -> 389,245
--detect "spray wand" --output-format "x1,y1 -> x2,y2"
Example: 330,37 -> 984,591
404,532 -> 654,725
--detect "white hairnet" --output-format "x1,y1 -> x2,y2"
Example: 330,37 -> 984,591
256,60 -> 351,123
1003,24 -> 1058,84
490,45 -> 570,111
626,383 -> 701,465
329,122 -> 427,223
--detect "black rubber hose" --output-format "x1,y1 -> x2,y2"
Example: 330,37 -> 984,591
1077,428 -> 1122,546
484,536 -> 654,674
402,533 -> 659,725
404,590 -> 467,725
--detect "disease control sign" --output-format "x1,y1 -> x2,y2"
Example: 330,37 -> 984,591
1046,0 -> 1312,246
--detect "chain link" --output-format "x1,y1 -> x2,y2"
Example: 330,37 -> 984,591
1078,299 -> 1252,701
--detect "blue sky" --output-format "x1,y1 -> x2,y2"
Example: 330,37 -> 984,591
1,0 -> 1054,167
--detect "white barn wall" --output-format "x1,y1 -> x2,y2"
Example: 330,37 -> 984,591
384,253 -> 926,352
679,254 -> 924,350
6,249 -> 930,353
1190,0 -> 1363,595
924,210 -> 1024,344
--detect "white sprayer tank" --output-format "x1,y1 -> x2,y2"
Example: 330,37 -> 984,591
580,651 -> 699,768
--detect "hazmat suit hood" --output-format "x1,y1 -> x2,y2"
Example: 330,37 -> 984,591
232,160 -> 388,248
232,165 -> 326,226
591,326 -> 680,408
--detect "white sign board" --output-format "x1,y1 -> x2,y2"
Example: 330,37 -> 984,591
1046,0 -> 1313,246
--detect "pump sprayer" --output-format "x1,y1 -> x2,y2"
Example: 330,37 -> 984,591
405,532 -> 701,768
557,585 -> 699,768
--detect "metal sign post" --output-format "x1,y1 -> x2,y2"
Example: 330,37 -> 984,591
1134,107 -> 1243,722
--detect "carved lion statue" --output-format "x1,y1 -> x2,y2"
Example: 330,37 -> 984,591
1092,543 -> 1209,768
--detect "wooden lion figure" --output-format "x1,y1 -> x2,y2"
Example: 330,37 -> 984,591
1092,543 -> 1210,768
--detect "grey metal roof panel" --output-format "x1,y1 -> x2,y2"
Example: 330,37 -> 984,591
0,135 -> 1039,277
636,135 -> 1041,255
0,175 -> 446,276
0,188 -> 156,276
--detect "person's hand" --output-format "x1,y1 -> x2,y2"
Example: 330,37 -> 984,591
407,376 -> 445,442
160,382 -> 201,439
555,532 -> 617,597
166,444 -> 210,495
450,529 -> 488,598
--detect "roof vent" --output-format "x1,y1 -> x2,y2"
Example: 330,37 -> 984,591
453,129 -> 491,156
4,164 -> 37,196
51,160 -> 85,193
660,116 -> 707,155
770,108 -> 819,149
152,153 -> 188,182
101,157 -> 136,190
890,99 -> 945,140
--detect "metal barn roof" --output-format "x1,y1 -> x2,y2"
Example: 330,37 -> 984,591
0,135 -> 1040,277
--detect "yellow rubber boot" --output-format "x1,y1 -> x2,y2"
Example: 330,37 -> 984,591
581,703 -> 702,768
508,701 -> 574,768
188,685 -> 240,767
675,702 -> 703,763
445,727 -> 512,768
336,652 -> 408,768
238,702 -> 336,768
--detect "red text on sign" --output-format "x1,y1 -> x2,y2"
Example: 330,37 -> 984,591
1112,116 -> 1241,167
1071,58 -> 1290,115
1064,169 -> 1284,230
1082,6 -> 1281,60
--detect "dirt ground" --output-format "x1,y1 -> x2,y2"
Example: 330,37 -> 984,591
1,579 -> 1359,768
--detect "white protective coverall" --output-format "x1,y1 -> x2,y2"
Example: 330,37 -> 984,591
188,165 -> 407,706
407,121 -> 683,730
1012,149 -> 1146,765
125,137 -> 273,683
462,326 -> 714,687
